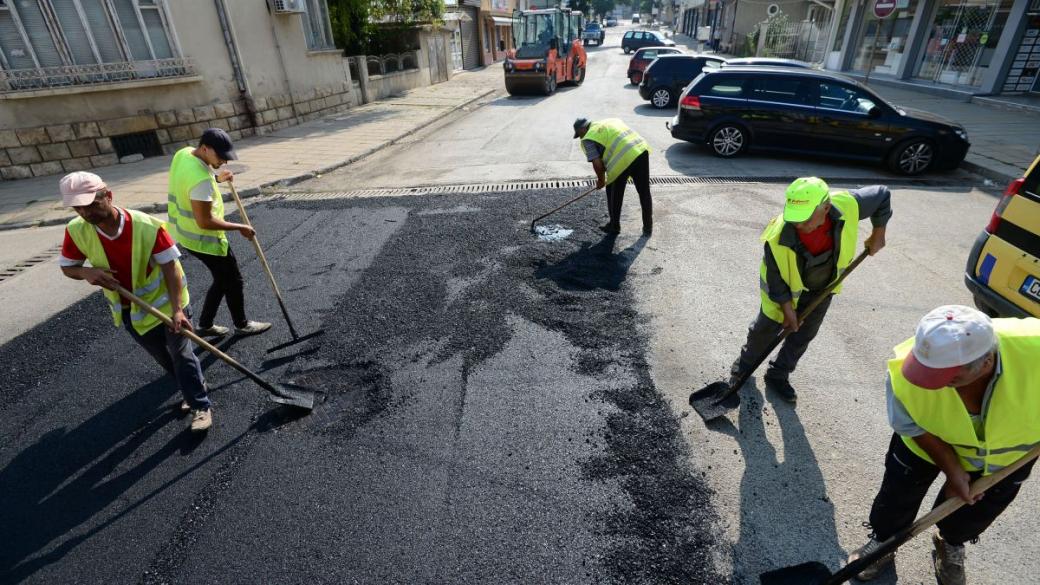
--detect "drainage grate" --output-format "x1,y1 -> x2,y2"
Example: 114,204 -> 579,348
0,245 -> 62,284
111,130 -> 163,159
273,175 -> 960,202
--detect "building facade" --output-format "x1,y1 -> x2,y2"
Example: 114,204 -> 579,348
825,0 -> 1040,96
444,0 -> 483,70
0,0 -> 354,180
479,0 -> 516,65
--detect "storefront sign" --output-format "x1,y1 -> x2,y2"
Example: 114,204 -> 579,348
873,0 -> 897,18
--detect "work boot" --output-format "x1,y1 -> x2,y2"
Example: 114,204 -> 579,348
764,376 -> 797,403
234,321 -> 272,336
599,223 -> 620,235
194,324 -> 230,337
190,408 -> 212,432
847,537 -> 894,581
932,534 -> 967,585
179,400 -> 191,414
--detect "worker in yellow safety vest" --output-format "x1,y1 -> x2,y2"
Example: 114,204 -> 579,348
727,177 -> 890,404
848,306 -> 1040,585
57,171 -> 213,432
167,128 -> 270,339
573,117 -> 653,236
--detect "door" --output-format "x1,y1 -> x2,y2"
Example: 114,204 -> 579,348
812,80 -> 892,158
746,75 -> 816,149
461,6 -> 480,69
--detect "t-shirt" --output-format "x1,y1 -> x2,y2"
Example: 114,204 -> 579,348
582,139 -> 605,162
60,208 -> 181,304
796,214 -> 834,255
188,154 -> 220,202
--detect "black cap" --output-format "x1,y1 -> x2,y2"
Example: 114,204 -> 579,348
199,127 -> 238,161
573,117 -> 590,138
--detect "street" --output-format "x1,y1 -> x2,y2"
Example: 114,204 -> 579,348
1,23 -> 1038,585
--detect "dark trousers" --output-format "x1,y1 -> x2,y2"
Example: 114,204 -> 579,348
122,308 -> 211,411
188,246 -> 247,329
731,290 -> 833,381
869,434 -> 1034,546
605,151 -> 652,230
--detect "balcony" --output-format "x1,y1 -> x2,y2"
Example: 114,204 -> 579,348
0,58 -> 200,98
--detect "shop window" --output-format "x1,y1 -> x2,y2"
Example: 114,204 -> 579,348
852,0 -> 920,75
915,0 -> 1015,88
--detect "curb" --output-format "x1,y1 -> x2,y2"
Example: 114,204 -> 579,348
960,159 -> 1017,187
0,87 -> 497,233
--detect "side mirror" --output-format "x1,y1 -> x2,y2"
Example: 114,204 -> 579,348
868,106 -> 882,118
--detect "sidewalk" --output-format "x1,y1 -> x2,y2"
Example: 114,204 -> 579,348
669,32 -> 1039,184
0,66 -> 500,230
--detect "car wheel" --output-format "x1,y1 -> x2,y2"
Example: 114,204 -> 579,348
629,72 -> 641,85
888,138 -> 935,175
543,74 -> 557,96
709,124 -> 747,158
650,87 -> 673,108
624,46 -> 631,54
573,63 -> 585,85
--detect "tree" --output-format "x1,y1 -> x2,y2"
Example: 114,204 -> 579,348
590,0 -> 615,19
570,0 -> 591,19
326,0 -> 444,54
327,0 -> 370,55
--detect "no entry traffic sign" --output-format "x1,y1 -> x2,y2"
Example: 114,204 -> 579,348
873,0 -> 896,18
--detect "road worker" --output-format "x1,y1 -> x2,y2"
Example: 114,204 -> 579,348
57,172 -> 213,432
573,117 -> 653,235
167,128 -> 270,338
849,305 -> 1040,585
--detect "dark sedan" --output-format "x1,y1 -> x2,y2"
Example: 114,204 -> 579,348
667,66 -> 970,174
621,30 -> 675,54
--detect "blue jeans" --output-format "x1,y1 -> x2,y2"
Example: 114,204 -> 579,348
122,307 -> 211,411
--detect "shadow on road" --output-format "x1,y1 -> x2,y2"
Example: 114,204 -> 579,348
535,233 -> 648,291
634,103 -> 675,117
705,383 -> 888,584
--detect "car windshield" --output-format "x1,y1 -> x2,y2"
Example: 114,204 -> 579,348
587,23 -> 601,29
514,13 -> 556,59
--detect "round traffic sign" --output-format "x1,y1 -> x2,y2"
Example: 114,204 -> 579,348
873,0 -> 896,18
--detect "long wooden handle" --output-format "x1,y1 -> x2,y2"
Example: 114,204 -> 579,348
530,185 -> 600,231
227,183 -> 299,339
113,285 -> 278,393
829,442 -> 1040,584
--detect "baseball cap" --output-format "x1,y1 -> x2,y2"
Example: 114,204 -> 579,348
60,171 -> 107,207
783,177 -> 830,223
199,127 -> 238,161
573,117 -> 590,139
901,305 -> 996,389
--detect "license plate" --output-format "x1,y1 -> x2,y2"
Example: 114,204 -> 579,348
1021,275 -> 1040,303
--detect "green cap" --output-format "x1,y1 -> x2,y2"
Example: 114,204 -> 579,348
783,177 -> 829,223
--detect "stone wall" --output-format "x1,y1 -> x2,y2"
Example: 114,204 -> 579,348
0,81 -> 355,181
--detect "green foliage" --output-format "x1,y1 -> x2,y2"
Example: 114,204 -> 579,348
369,0 -> 443,24
326,0 -> 441,54
591,0 -> 615,18
570,0 -> 591,18
328,0 -> 370,54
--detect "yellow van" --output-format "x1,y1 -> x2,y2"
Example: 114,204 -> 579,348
965,155 -> 1040,318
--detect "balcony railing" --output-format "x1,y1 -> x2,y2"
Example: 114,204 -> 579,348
0,57 -> 197,94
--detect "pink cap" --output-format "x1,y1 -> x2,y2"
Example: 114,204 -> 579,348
60,171 -> 107,207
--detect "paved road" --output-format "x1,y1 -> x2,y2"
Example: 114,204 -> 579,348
2,23 -> 1036,585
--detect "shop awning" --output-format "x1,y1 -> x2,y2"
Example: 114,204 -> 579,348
491,16 -> 513,25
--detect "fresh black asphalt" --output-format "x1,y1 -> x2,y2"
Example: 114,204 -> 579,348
0,188 -> 727,584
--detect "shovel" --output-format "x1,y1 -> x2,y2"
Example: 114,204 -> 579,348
760,442 -> 1040,585
115,285 -> 318,410
530,185 -> 600,233
689,249 -> 870,422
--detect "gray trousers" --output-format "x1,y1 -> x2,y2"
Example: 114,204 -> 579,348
730,291 -> 833,381
122,308 -> 211,411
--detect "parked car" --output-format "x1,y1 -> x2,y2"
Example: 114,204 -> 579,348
667,66 -> 970,175
722,57 -> 813,69
627,46 -> 685,85
583,22 -> 605,46
964,154 -> 1040,318
631,15 -> 640,23
606,16 -> 618,26
639,54 -> 725,108
622,30 -> 675,54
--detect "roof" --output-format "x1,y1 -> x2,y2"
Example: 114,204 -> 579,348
723,57 -> 812,68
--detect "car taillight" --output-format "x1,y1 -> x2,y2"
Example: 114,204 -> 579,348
985,178 -> 1023,233
679,95 -> 701,110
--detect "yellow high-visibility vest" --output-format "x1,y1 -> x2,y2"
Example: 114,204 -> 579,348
167,146 -> 228,256
889,318 -> 1040,476
66,209 -> 189,335
758,191 -> 859,323
584,118 -> 651,185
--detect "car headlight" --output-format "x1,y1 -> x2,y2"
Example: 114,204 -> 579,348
954,128 -> 968,141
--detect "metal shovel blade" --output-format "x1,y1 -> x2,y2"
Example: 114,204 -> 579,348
759,561 -> 833,585
688,381 -> 740,422
266,382 -> 319,410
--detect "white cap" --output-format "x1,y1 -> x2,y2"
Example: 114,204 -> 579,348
902,305 -> 996,389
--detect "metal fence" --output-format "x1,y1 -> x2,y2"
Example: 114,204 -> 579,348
0,58 -> 196,93
759,16 -> 832,65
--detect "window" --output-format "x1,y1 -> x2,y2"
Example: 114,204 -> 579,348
634,31 -> 644,39
301,0 -> 334,50
817,81 -> 877,113
623,31 -> 633,38
642,49 -> 658,59
751,76 -> 812,106
703,75 -> 747,97
0,0 -> 186,89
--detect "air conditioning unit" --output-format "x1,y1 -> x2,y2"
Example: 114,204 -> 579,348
271,0 -> 306,13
